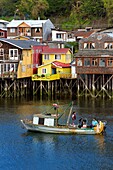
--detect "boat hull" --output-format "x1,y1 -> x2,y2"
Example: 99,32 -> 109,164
21,120 -> 104,135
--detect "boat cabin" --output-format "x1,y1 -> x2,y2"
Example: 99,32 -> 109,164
33,113 -> 58,126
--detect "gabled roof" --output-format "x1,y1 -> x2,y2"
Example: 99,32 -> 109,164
0,38 -> 40,49
7,19 -> 50,28
41,47 -> 70,54
74,30 -> 95,38
80,32 -> 113,42
38,61 -> 70,68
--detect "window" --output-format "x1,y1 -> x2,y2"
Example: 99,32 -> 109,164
10,28 -> 15,33
26,28 -> 30,33
56,34 -> 61,39
84,58 -> 90,66
9,49 -> 18,60
4,64 -> 6,72
68,34 -> 73,38
55,54 -> 61,60
0,49 -> 4,56
42,68 -> 46,74
84,42 -> 95,49
107,58 -> 113,67
22,65 -> 26,72
77,58 -> 82,66
35,28 -> 41,33
104,42 -> 113,49
91,58 -> 98,66
27,64 -> 31,68
44,54 -> 49,60
66,54 -> 71,60
36,49 -> 38,53
99,58 -> 105,67
0,32 -> 4,37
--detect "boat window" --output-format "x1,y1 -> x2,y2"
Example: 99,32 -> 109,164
39,118 -> 44,125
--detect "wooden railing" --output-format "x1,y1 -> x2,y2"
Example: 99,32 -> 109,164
0,72 -> 17,79
32,74 -> 60,81
32,73 -> 77,81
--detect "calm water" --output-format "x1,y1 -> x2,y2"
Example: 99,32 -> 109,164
0,97 -> 113,170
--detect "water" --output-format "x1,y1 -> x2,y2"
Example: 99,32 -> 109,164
0,97 -> 113,170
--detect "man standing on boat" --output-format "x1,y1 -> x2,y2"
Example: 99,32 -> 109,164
72,112 -> 76,126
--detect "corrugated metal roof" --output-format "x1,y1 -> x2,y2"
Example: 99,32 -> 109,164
0,38 -> 40,49
0,20 -> 9,24
7,19 -> 48,28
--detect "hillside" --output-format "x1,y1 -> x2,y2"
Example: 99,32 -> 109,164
0,0 -> 112,30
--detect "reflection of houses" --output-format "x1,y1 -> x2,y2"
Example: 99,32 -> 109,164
7,19 -> 55,42
75,32 -> 113,98
0,38 -> 40,78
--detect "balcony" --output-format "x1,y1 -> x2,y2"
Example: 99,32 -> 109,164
32,74 -> 60,81
19,32 -> 31,37
0,54 -> 22,61
32,73 -> 77,81
0,72 -> 17,79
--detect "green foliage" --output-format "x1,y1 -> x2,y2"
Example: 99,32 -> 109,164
68,0 -> 105,28
102,0 -> 113,26
65,42 -> 79,54
0,0 -> 111,28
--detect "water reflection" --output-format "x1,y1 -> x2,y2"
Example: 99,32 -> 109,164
94,135 -> 105,152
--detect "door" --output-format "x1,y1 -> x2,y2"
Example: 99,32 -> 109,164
52,68 -> 56,74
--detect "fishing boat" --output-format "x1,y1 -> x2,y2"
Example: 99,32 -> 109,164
21,103 -> 106,135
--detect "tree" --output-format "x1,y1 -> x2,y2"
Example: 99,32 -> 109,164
0,0 -> 18,17
16,0 -> 49,19
69,0 -> 105,28
102,0 -> 113,26
31,0 -> 49,19
46,0 -> 75,16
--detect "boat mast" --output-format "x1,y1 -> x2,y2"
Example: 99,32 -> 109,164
66,102 -> 73,126
53,103 -> 59,126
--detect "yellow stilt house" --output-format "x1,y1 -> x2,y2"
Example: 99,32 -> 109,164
32,47 -> 72,81
41,48 -> 72,65
32,61 -> 71,81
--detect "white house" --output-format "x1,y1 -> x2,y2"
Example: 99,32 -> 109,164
51,29 -> 76,42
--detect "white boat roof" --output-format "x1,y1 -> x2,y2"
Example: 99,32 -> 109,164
34,113 -> 59,119
7,19 -> 49,28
